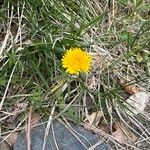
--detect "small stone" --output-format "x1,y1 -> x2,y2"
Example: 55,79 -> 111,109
14,120 -> 109,150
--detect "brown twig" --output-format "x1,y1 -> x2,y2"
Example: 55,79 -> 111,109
27,106 -> 32,150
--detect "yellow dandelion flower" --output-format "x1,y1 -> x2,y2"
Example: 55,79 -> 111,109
61,48 -> 92,75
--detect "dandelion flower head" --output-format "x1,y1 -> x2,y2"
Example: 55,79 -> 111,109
61,48 -> 92,75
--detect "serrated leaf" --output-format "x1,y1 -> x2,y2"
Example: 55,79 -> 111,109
30,88 -> 43,107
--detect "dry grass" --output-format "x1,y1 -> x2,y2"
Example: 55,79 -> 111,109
0,0 -> 150,149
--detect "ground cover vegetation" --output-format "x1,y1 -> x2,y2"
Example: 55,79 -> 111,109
0,0 -> 150,149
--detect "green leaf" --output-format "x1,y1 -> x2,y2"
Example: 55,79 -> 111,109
0,73 -> 7,86
146,61 -> 150,76
30,87 -> 43,107
120,31 -> 130,41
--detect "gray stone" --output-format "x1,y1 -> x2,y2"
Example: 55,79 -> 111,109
14,120 -> 109,150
